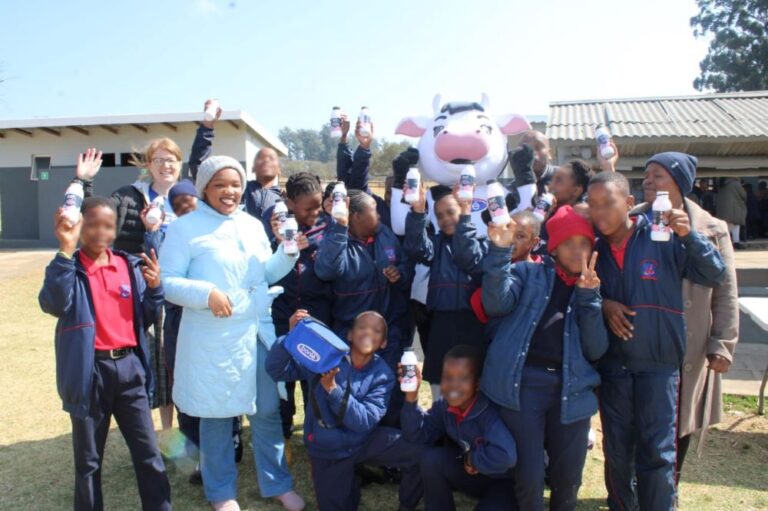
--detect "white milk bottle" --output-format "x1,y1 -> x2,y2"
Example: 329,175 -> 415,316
404,167 -> 421,204
283,215 -> 299,255
486,180 -> 510,226
62,182 -> 84,226
331,182 -> 348,219
457,165 -> 476,201
400,348 -> 419,392
651,191 -> 673,242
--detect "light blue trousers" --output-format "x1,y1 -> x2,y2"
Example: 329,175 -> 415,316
199,342 -> 293,501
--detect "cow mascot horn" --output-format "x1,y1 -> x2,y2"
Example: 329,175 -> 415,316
389,93 -> 538,236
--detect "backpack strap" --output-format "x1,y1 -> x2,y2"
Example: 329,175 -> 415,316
309,371 -> 353,429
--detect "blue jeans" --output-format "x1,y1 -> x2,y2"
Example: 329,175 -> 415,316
199,342 -> 293,502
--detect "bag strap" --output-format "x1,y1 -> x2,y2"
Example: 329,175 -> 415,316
309,371 -> 352,429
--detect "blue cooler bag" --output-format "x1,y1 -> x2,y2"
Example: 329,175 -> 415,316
284,318 -> 350,374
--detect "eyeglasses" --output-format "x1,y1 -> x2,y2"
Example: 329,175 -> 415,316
151,157 -> 180,166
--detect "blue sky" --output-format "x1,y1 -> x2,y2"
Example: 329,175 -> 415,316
0,0 -> 709,139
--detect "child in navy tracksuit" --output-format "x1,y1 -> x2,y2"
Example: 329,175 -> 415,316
401,345 -> 517,511
481,206 -> 610,511
587,171 -> 725,511
39,197 -> 171,510
267,310 -> 425,511
315,189 -> 412,370
404,185 -> 486,394
262,172 -> 335,443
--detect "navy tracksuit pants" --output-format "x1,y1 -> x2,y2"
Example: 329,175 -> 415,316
499,365 -> 591,511
309,427 -> 425,511
420,446 -> 517,511
598,363 -> 679,511
70,353 -> 171,511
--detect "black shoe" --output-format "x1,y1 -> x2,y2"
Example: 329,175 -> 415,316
189,465 -> 203,486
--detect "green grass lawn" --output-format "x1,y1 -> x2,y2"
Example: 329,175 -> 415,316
1,269 -> 767,510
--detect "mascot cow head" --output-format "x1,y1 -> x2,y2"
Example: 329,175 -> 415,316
395,93 -> 531,186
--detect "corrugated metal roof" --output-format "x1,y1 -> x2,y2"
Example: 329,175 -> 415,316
547,91 -> 768,141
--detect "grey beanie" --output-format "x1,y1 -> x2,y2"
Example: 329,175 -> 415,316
195,155 -> 247,197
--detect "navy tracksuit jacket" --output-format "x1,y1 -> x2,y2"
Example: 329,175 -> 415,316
314,221 -> 412,367
594,214 -> 725,511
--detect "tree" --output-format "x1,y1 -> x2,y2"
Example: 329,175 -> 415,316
691,0 -> 768,91
370,140 -> 412,176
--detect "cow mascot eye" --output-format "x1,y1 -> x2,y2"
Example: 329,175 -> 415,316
391,93 -> 536,239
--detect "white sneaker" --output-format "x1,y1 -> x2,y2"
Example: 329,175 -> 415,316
275,490 -> 306,511
211,499 -> 240,511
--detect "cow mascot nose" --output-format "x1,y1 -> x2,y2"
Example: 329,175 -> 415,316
434,124 -> 491,163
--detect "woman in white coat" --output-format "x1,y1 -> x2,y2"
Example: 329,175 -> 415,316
160,155 -> 304,511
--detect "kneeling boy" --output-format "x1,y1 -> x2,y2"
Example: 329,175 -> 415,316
266,310 -> 424,511
401,345 -> 517,511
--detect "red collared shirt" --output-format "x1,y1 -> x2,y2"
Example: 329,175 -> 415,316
79,249 -> 137,350
609,218 -> 638,272
447,394 -> 479,425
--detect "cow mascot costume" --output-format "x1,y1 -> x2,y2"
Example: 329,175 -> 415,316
390,93 -> 538,236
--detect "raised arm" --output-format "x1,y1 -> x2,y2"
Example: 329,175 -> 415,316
482,220 -> 526,317
314,221 -> 349,281
189,99 -> 221,180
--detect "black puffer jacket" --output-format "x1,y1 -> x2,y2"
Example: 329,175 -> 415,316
81,179 -> 148,255
109,185 -> 149,255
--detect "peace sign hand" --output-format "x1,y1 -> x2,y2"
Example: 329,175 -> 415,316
576,251 -> 600,289
140,249 -> 162,289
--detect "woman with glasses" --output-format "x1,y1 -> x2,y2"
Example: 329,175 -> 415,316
74,138 -> 183,431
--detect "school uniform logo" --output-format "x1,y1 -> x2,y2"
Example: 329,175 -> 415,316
297,343 -> 321,362
384,247 -> 397,263
471,198 -> 488,212
119,284 -> 131,298
640,260 -> 658,281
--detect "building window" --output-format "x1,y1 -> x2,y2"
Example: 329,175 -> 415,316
120,152 -> 138,167
101,153 -> 116,167
30,155 -> 51,181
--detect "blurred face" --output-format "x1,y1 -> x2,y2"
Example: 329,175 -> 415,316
148,148 -> 181,187
520,132 -> 550,174
172,195 -> 198,217
551,235 -> 592,275
350,199 -> 379,239
80,206 -> 117,253
550,165 -> 583,206
440,358 -> 479,409
511,221 -> 540,262
643,163 -> 682,205
288,192 -> 323,227
435,195 -> 461,236
348,313 -> 387,356
254,148 -> 281,181
204,168 -> 243,215
587,182 -> 634,238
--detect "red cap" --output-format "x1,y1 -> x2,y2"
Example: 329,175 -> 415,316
546,205 -> 595,253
